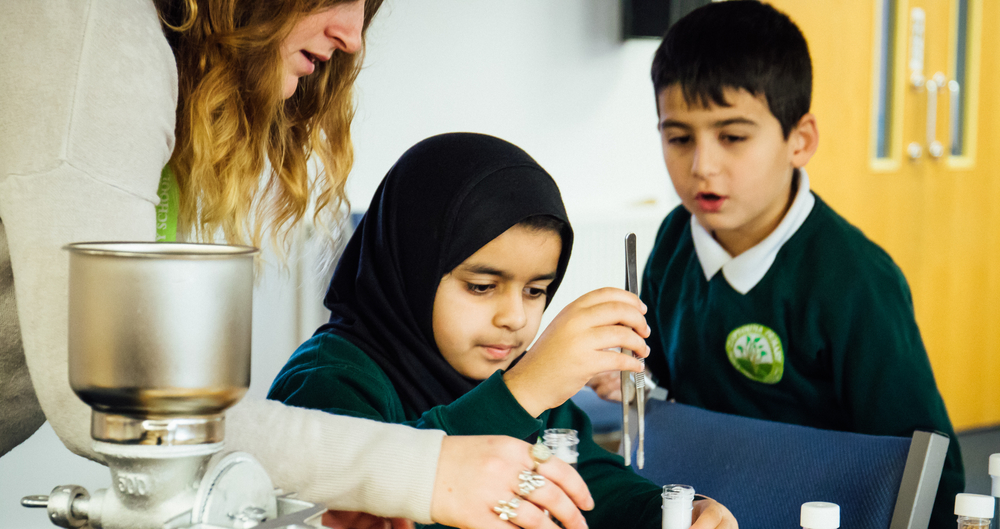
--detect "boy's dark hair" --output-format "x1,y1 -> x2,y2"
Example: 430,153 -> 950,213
651,0 -> 812,138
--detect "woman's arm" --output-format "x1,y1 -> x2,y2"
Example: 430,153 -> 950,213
225,398 -> 444,521
0,0 -> 177,463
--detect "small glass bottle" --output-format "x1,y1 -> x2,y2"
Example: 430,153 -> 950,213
800,502 -> 840,529
955,493 -> 994,529
543,428 -> 580,468
661,484 -> 694,529
542,429 -> 579,528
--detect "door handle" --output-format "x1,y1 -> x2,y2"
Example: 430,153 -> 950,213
926,72 -> 946,158
906,8 -> 927,160
948,79 -> 961,156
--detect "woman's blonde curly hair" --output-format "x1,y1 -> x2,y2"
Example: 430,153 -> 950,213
156,0 -> 382,255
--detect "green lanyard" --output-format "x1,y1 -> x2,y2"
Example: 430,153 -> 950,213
155,166 -> 180,242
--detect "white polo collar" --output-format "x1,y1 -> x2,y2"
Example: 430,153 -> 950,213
690,169 -> 816,294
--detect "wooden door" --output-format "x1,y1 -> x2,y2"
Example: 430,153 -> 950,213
768,0 -> 999,430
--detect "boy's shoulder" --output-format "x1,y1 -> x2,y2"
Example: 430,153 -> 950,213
644,197 -> 909,294
792,195 -> 905,286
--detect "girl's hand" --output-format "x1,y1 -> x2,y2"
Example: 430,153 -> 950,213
504,287 -> 650,417
431,435 -> 593,529
691,497 -> 739,529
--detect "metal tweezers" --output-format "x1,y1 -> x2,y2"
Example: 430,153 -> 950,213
621,232 -> 644,468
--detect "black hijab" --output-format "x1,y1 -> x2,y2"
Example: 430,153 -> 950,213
318,133 -> 573,415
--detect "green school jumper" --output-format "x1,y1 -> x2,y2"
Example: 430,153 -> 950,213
268,334 -> 663,529
641,195 -> 964,529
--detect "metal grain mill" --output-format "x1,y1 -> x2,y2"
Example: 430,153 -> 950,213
22,242 -> 323,529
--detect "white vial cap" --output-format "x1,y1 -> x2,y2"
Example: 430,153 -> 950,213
800,502 -> 840,529
955,493 -> 995,518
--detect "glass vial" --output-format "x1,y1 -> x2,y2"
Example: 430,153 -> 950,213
661,484 -> 694,529
543,429 -> 579,468
800,502 -> 840,529
542,429 -> 579,529
955,493 -> 994,529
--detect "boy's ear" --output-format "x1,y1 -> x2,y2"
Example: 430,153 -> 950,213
789,113 -> 819,168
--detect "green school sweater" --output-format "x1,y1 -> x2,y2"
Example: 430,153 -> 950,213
268,334 -> 663,529
641,195 -> 964,529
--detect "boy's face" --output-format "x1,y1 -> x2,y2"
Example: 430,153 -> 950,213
657,85 -> 817,255
432,225 -> 562,380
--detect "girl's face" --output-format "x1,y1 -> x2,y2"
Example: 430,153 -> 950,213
280,0 -> 365,99
432,225 -> 562,380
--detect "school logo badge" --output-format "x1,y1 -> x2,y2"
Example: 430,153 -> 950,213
725,324 -> 784,384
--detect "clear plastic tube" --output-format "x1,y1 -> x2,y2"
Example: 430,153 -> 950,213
661,484 -> 694,529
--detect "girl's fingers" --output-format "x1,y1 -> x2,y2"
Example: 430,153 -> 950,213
588,325 -> 650,359
569,287 -> 646,314
589,348 -> 646,374
577,301 -> 650,338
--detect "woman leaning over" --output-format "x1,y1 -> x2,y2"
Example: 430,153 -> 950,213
0,1 -> 591,527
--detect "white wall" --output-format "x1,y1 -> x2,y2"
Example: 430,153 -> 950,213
0,2 -> 678,525
349,0 -> 675,211
349,0 -> 680,332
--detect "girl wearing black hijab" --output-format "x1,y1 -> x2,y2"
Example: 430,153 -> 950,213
269,133 -> 736,529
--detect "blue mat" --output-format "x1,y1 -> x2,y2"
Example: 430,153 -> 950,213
632,402 -> 910,529
569,387 -> 623,435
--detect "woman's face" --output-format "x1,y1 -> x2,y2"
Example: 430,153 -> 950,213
431,225 -> 562,380
280,0 -> 365,99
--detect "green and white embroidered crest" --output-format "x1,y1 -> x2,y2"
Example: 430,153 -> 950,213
725,324 -> 784,384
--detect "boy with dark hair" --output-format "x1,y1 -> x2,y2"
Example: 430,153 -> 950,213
591,1 -> 963,526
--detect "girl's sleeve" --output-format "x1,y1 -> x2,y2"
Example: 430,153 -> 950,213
413,371 -> 544,437
268,335 -> 409,423
270,339 -> 544,439
547,402 -> 663,529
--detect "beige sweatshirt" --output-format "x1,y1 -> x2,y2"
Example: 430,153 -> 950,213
0,1 -> 443,521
